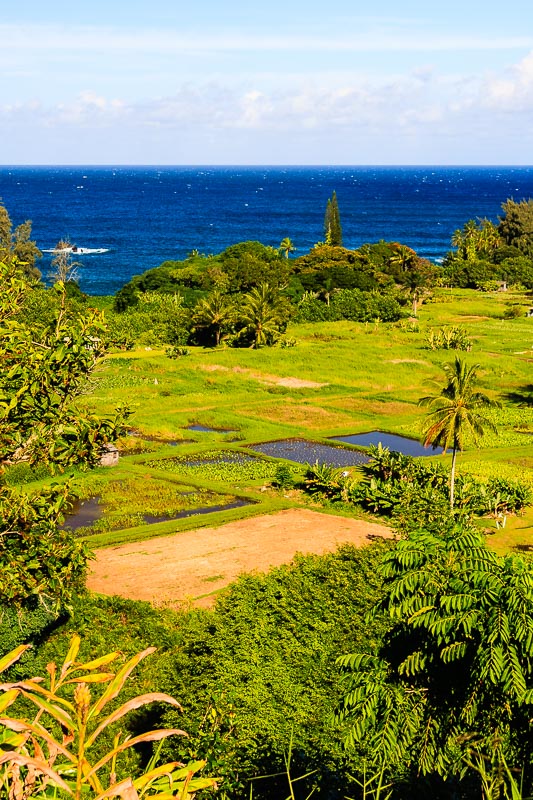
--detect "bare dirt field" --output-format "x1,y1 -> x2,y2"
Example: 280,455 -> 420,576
87,509 -> 392,608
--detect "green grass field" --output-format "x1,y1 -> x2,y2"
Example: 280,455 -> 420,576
67,286 -> 533,552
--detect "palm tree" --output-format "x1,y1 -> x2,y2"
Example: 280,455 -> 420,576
193,290 -> 235,346
279,237 -> 295,259
388,244 -> 417,274
418,357 -> 499,509
240,284 -> 284,348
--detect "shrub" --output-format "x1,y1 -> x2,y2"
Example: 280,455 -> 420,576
425,326 -> 472,351
503,303 -> 524,319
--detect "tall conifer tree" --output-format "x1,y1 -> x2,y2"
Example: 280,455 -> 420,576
324,191 -> 343,246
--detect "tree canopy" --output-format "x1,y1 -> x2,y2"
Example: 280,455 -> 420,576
0,260 -> 130,619
498,198 -> 533,256
337,521 -> 533,796
324,190 -> 343,246
0,201 -> 42,281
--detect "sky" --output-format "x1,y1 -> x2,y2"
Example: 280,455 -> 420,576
2,0 -> 533,164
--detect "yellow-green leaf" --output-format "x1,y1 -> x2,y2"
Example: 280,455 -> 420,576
75,652 -> 121,672
88,647 -> 156,720
0,645 -> 30,673
131,762 -> 181,789
86,693 -> 183,749
60,635 -> 81,679
66,673 -> 115,685
87,729 -> 187,779
20,690 -> 75,731
0,688 -> 19,713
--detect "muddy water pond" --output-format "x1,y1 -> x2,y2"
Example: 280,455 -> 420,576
143,497 -> 252,523
62,496 -> 104,531
248,439 -> 369,467
63,491 -> 252,534
186,424 -> 237,433
329,431 -> 442,457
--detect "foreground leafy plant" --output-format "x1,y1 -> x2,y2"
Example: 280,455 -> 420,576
0,636 -> 216,799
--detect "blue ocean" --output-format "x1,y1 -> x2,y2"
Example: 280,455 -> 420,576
1,165 -> 533,295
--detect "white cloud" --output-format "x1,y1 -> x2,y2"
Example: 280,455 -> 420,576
0,72 -> 473,136
481,51 -> 533,111
3,51 -> 533,163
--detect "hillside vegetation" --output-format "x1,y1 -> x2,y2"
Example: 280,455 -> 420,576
1,198 -> 533,799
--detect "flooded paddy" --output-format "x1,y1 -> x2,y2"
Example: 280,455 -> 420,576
248,438 -> 369,467
329,431 -> 442,457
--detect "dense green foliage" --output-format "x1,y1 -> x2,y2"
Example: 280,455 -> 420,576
0,201 -> 42,281
0,262 -> 130,471
108,237 -> 442,347
443,202 -> 533,289
337,522 -> 533,796
0,482 -> 90,611
0,544 -> 390,798
324,190 -> 343,246
498,198 -> 533,256
295,288 -> 403,323
303,446 -> 532,530
0,259 -> 130,634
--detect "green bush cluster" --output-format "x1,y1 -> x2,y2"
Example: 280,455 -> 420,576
425,326 -> 472,350
303,446 -> 533,530
295,288 -> 403,323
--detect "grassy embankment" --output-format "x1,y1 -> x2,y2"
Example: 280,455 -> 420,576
32,287 -> 532,554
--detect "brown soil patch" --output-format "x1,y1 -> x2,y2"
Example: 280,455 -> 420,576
236,400 -> 354,428
87,509 -> 392,608
325,397 -> 415,416
200,364 -> 326,389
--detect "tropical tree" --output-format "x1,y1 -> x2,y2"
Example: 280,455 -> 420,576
193,289 -> 235,346
238,283 -> 285,348
279,237 -> 296,259
0,201 -> 42,280
451,219 -> 501,263
0,262 -> 131,472
388,243 -> 417,274
498,198 -> 533,256
0,259 -> 131,629
337,521 -> 533,796
399,263 -> 436,316
324,191 -> 343,247
418,357 -> 498,508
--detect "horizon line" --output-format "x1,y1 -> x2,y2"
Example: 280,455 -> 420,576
2,163 -> 533,169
